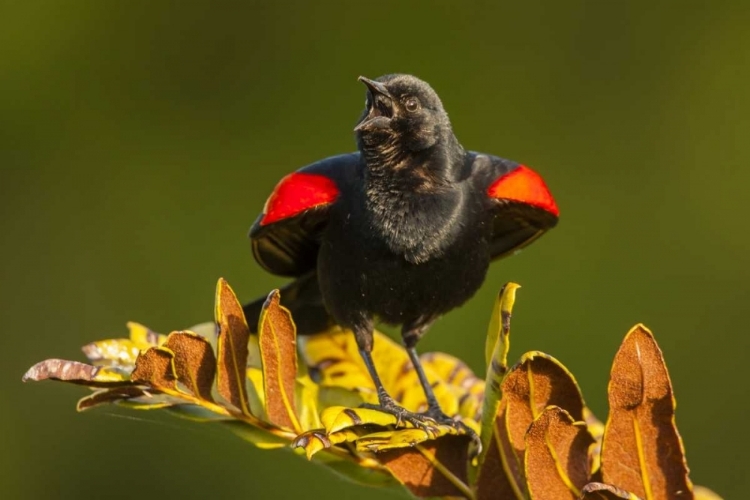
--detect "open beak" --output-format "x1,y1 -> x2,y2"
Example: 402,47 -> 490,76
354,76 -> 393,132
357,76 -> 391,99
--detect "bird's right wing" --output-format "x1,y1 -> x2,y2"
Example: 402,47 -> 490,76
249,153 -> 359,277
470,153 -> 559,261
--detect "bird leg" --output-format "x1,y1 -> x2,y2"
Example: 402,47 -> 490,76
353,323 -> 440,431
358,347 -> 443,432
403,322 -> 477,439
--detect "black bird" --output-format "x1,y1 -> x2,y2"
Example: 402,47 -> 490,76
244,74 -> 559,429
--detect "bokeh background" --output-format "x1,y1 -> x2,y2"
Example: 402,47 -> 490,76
3,1 -> 748,498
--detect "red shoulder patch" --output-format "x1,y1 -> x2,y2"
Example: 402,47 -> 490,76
261,172 -> 339,226
488,165 -> 559,217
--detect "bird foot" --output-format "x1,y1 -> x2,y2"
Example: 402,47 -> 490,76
424,406 -> 480,448
361,400 -> 440,433
361,400 -> 478,446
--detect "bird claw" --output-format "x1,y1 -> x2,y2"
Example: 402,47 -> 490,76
424,406 -> 482,456
361,401 -> 437,431
361,401 -> 477,442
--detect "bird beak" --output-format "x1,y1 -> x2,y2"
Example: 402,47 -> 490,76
355,76 -> 393,133
357,76 -> 391,98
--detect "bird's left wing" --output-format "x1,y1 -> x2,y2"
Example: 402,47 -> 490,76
470,153 -> 559,260
249,153 -> 359,277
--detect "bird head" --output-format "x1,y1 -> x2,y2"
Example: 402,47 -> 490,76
355,74 -> 454,153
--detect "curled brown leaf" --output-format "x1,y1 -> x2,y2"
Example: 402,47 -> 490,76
131,347 -> 177,391
524,406 -> 594,500
163,331 -> 216,401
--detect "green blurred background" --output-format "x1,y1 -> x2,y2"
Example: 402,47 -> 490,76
3,1 -> 747,498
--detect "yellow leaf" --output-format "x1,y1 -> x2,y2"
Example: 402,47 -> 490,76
81,339 -> 141,367
80,322 -> 165,368
477,283 -> 520,482
420,352 -> 485,422
485,282 -> 519,369
296,374 -> 322,430
317,386 -> 366,410
302,328 -> 460,414
584,407 -> 605,477
245,367 -> 267,418
320,406 -> 400,433
293,428 -> 366,459
355,425 -> 462,452
258,289 -> 302,433
301,328 -> 379,399
126,321 -> 166,347
693,485 -> 723,500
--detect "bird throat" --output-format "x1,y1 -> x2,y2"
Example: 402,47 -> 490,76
361,142 -> 465,264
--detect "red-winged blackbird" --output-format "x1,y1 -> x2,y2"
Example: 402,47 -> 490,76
244,74 -> 558,430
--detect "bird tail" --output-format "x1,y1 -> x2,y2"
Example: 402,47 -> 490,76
243,272 -> 334,335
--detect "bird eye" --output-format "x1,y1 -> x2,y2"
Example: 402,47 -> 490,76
404,97 -> 420,112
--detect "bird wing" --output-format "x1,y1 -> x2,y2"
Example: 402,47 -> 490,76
470,153 -> 559,260
249,153 -> 359,277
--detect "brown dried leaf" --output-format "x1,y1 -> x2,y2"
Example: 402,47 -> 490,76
601,325 -> 693,500
475,401 -> 523,499
76,387 -> 152,411
379,435 -> 473,499
163,331 -> 216,401
580,482 -> 644,499
130,347 -> 177,391
476,351 -> 587,500
215,278 -> 252,415
22,359 -> 130,387
258,289 -> 301,432
524,406 -> 595,500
